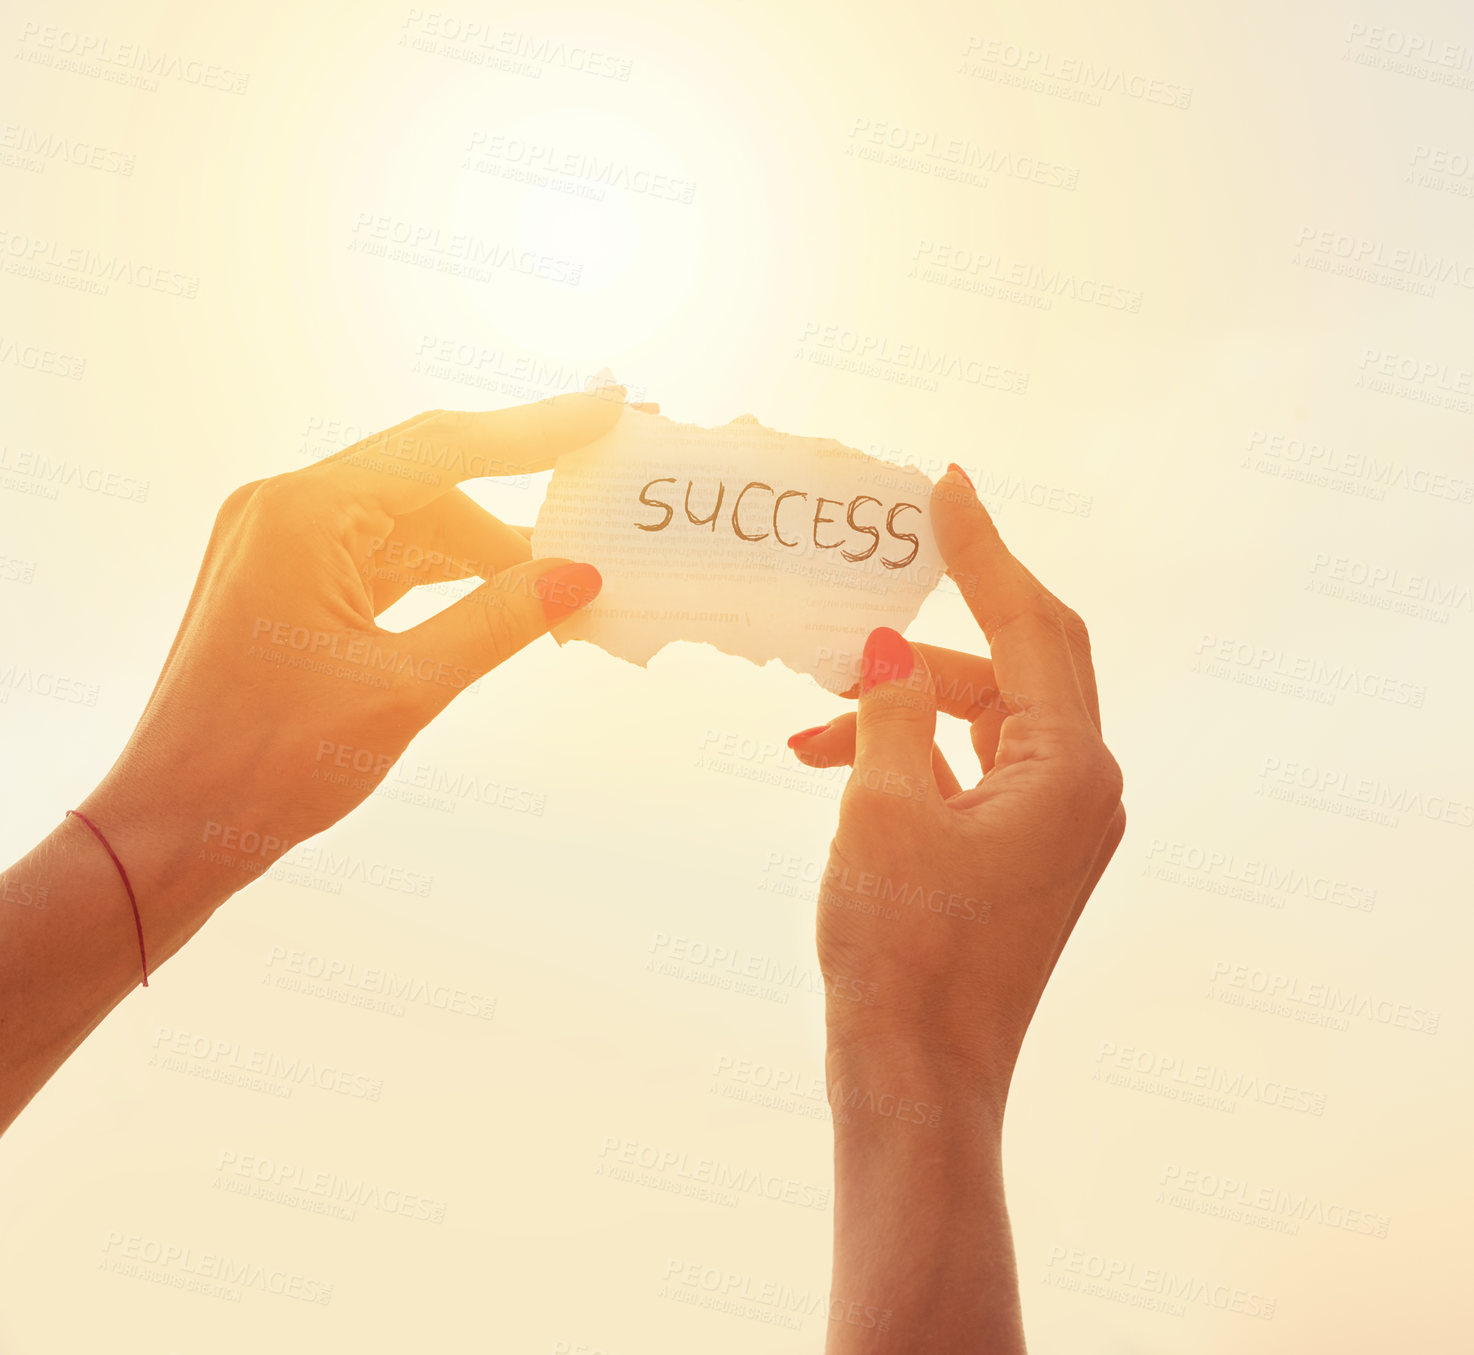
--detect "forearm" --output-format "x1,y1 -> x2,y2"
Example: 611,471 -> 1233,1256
0,805 -> 225,1133
825,1043 -> 1024,1354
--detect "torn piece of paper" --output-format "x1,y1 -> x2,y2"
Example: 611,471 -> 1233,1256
530,408 -> 943,692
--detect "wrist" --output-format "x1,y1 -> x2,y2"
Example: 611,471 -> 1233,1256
824,1027 -> 1011,1147
78,774 -> 240,963
823,1034 -> 1022,1353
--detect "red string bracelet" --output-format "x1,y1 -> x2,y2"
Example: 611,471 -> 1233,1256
66,809 -> 149,988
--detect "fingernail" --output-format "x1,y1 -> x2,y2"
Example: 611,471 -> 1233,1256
948,462 -> 975,491
860,627 -> 914,693
534,563 -> 602,625
787,725 -> 828,748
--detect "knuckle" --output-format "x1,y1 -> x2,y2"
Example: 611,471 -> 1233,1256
1059,605 -> 1091,651
471,586 -> 523,661
843,763 -> 929,812
241,473 -> 314,526
860,691 -> 930,731
1092,746 -> 1125,805
217,479 -> 263,523
1060,733 -> 1122,809
991,599 -> 1064,647
944,538 -> 992,596
242,469 -> 343,534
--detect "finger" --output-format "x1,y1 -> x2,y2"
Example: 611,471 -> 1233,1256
930,467 -> 1091,727
831,648 -> 1014,784
790,713 -> 963,799
928,484 -> 1101,732
906,545 -> 1099,734
909,644 -> 1004,721
835,658 -> 999,717
832,643 -> 1018,781
631,402 -> 660,414
366,491 -> 532,613
404,558 -> 601,709
788,713 -> 853,768
317,388 -> 626,516
848,628 -> 937,806
1017,564 -> 1101,733
971,705 -> 1008,776
931,743 -> 963,800
909,641 -> 1019,772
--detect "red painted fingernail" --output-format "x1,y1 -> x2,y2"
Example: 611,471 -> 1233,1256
787,725 -> 828,748
948,462 -> 975,491
860,627 -> 914,693
534,562 -> 602,625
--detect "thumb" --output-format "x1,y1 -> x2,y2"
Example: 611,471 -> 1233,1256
406,558 -> 601,705
850,627 -> 937,806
